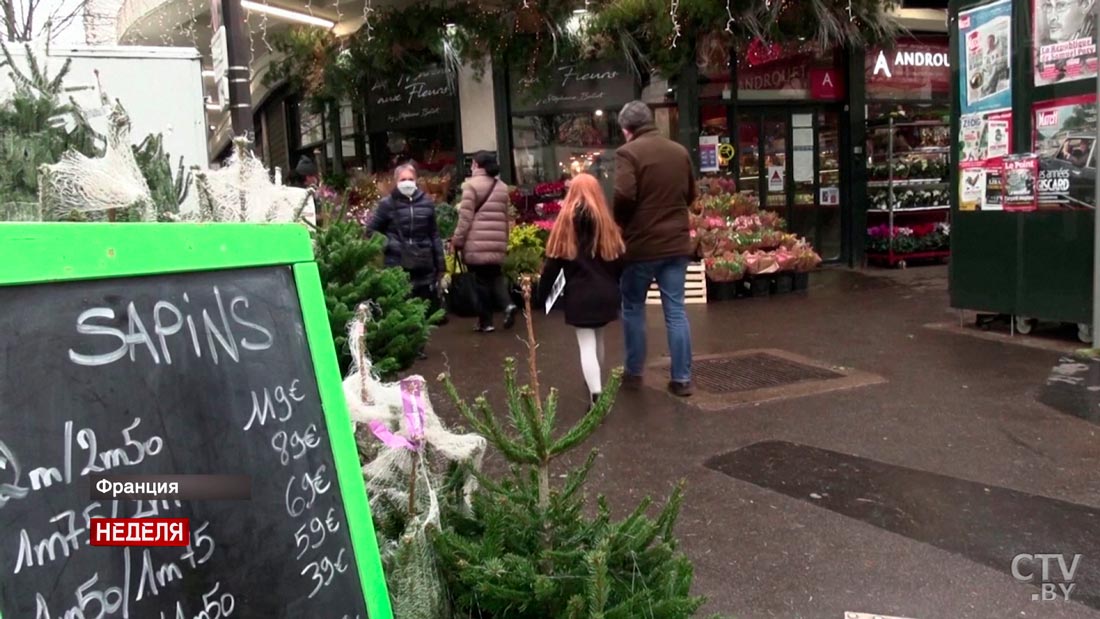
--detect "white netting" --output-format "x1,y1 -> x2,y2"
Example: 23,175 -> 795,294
343,306 -> 485,619
190,137 -> 315,223
343,306 -> 486,522
38,100 -> 154,221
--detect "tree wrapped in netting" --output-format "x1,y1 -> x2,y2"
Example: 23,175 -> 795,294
436,278 -> 706,618
343,308 -> 485,619
190,137 -> 314,222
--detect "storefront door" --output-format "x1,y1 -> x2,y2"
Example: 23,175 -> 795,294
736,107 -> 843,261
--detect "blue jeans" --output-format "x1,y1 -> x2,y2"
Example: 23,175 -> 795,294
620,256 -> 693,383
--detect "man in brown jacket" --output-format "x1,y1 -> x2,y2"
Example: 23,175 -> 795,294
614,100 -> 697,397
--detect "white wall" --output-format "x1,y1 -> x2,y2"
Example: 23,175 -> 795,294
458,58 -> 498,153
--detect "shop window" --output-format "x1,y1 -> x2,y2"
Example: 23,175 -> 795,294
368,124 -> 457,174
298,108 -> 325,149
511,111 -> 625,188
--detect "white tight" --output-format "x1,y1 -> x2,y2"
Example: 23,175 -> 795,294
575,327 -> 606,396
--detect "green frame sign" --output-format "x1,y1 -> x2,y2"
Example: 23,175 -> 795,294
0,223 -> 393,619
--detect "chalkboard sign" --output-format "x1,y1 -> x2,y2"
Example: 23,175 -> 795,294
367,66 -> 456,131
0,224 -> 392,619
509,60 -> 635,115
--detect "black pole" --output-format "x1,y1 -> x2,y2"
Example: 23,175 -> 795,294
211,0 -> 254,138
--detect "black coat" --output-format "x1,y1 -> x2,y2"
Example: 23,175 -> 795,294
537,207 -> 623,328
368,188 -> 445,285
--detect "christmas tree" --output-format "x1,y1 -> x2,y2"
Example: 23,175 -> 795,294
436,279 -> 706,618
311,204 -> 444,379
0,42 -> 98,219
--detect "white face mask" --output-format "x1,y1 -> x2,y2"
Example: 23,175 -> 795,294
397,180 -> 417,197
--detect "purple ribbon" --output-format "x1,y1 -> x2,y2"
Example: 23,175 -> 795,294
368,376 -> 427,452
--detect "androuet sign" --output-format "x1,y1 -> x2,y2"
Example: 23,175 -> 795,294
367,66 -> 455,130
866,40 -> 950,98
510,61 -> 635,115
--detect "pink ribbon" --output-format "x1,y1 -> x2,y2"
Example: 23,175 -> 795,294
368,376 -> 427,452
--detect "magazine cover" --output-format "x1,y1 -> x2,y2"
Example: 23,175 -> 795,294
958,109 -> 1013,210
1033,94 -> 1097,207
1033,0 -> 1099,86
959,0 -> 1013,114
1002,154 -> 1040,211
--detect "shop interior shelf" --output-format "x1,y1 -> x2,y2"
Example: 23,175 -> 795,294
867,205 -> 951,213
866,249 -> 950,267
868,119 -> 950,129
867,178 -> 949,188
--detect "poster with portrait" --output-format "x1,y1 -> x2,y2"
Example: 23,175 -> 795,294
1033,95 -> 1098,207
958,0 -> 1013,114
958,109 -> 1013,210
1033,0 -> 1099,86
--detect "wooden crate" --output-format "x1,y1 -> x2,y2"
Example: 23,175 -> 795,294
646,261 -> 707,305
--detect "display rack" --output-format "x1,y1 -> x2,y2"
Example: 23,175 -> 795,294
866,117 -> 952,268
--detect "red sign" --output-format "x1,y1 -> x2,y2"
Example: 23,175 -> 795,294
866,38 -> 950,99
739,40 -> 841,100
809,68 -> 843,100
90,518 -> 190,547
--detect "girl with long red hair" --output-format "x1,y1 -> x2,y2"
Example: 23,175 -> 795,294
538,173 -> 625,407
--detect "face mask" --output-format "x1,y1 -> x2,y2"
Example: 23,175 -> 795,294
397,180 -> 417,197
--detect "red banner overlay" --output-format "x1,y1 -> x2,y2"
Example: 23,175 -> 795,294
89,518 -> 190,547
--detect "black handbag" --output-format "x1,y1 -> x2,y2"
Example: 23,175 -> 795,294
445,254 -> 480,317
395,214 -> 435,274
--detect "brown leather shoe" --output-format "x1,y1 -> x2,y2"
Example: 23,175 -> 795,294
667,381 -> 694,397
622,374 -> 644,390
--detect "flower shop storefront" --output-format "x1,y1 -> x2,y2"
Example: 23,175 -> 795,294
507,61 -> 638,212
695,38 -> 847,264
863,36 -> 952,266
366,65 -> 460,200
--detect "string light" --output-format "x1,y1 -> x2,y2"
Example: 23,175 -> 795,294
669,0 -> 681,48
725,0 -> 735,32
332,0 -> 343,27
846,0 -> 854,21
246,11 -> 255,65
362,0 -> 374,41
261,3 -> 272,53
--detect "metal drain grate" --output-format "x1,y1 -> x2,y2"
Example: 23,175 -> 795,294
693,353 -> 843,394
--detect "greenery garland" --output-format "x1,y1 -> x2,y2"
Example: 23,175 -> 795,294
266,0 -> 900,110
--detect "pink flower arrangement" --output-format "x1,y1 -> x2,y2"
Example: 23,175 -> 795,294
534,219 -> 555,232
541,201 -> 562,217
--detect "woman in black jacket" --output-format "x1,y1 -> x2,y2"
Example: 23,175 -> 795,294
538,173 -> 625,406
367,162 -> 445,327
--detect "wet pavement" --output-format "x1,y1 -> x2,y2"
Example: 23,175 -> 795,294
413,266 -> 1100,619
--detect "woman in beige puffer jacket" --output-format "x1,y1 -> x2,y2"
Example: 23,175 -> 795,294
451,151 -> 517,332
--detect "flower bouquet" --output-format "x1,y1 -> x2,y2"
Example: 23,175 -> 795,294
704,253 -> 747,282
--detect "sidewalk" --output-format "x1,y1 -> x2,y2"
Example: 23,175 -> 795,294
417,266 -> 1100,619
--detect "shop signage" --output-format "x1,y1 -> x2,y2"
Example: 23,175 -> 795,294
367,66 -> 455,130
768,166 -> 785,192
0,225 -> 389,619
866,40 -> 950,98
1032,94 -> 1097,208
809,68 -> 842,100
738,42 -> 841,100
510,61 -> 635,115
699,136 -> 720,173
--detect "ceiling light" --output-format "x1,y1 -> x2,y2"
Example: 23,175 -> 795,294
594,109 -> 604,117
201,69 -> 216,77
573,8 -> 587,13
240,1 -> 335,28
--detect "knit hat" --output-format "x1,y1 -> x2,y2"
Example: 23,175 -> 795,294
618,100 -> 654,132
